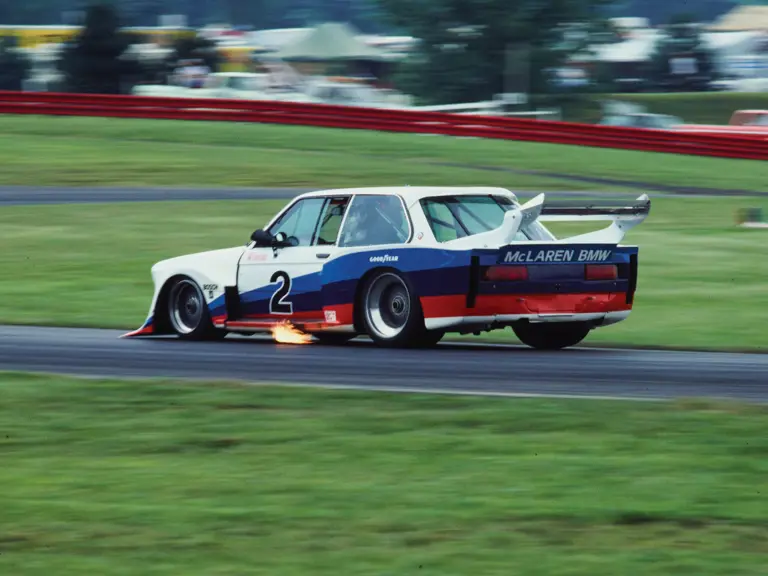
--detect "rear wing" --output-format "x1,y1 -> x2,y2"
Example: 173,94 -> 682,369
539,195 -> 651,218
444,193 -> 650,247
536,194 -> 650,244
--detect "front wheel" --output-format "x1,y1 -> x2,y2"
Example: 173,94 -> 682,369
167,278 -> 226,341
361,271 -> 436,348
512,322 -> 591,350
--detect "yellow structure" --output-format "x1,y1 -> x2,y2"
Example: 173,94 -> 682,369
0,25 -> 196,49
0,25 -> 260,72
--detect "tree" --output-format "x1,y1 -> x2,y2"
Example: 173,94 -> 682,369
0,37 -> 30,91
58,2 -> 144,94
378,0 -> 617,104
165,33 -> 221,73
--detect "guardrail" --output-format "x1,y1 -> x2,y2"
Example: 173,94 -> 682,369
1,90 -> 767,161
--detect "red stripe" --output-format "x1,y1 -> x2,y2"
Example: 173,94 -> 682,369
121,324 -> 154,338
241,310 -> 324,321
421,293 -> 631,319
226,320 -> 276,329
322,304 -> 354,326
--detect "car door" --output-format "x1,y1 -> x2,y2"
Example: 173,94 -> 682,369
236,195 -> 351,325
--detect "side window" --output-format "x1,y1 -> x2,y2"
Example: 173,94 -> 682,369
423,202 -> 460,242
454,196 -> 506,235
338,195 -> 410,248
267,198 -> 325,247
314,197 -> 350,245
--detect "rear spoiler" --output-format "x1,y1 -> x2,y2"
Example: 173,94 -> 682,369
444,193 -> 650,247
535,194 -> 650,244
484,193 -> 650,245
539,195 -> 651,218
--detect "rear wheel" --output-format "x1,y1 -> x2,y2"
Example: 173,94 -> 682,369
512,322 -> 591,350
361,271 -> 440,348
167,278 -> 226,341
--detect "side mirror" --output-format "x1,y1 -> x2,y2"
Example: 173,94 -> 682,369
274,232 -> 289,245
250,229 -> 273,246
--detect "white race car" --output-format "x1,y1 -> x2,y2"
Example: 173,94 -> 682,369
124,186 -> 650,349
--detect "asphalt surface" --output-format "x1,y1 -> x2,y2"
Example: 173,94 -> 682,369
1,326 -> 766,402
0,186 -> 722,206
0,186 -> 311,206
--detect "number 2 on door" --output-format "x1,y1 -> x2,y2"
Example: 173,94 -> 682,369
269,271 -> 292,314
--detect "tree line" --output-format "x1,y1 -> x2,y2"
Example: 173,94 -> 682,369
0,0 -> 387,32
0,0 -> 722,102
0,0 -> 741,28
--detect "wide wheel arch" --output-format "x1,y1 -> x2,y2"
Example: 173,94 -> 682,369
352,267 -> 443,348
152,274 -> 224,338
352,266 -> 408,334
150,275 -> 184,335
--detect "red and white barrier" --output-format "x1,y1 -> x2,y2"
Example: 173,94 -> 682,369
1,90 -> 766,161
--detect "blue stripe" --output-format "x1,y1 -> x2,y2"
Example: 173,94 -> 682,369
201,244 -> 639,320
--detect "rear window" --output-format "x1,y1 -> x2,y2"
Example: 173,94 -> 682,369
420,195 -> 552,242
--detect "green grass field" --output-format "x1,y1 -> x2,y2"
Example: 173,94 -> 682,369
0,115 -> 766,191
560,92 -> 768,124
1,372 -> 766,575
1,196 -> 766,350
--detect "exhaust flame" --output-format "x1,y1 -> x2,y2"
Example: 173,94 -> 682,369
270,321 -> 313,345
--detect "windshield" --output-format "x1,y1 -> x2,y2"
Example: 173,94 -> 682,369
420,195 -> 554,243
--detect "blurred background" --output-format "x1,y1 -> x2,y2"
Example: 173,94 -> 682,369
2,0 -> 768,125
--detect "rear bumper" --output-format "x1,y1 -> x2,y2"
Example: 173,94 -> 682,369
421,293 -> 632,332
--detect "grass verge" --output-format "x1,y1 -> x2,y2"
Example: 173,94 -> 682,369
1,372 -> 767,575
1,196 -> 766,351
0,115 -> 766,191
562,92 -> 768,125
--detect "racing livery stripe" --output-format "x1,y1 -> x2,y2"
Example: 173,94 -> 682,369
121,316 -> 154,338
420,293 -> 631,319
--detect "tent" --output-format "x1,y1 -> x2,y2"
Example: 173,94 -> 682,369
709,6 -> 768,32
270,22 -> 388,61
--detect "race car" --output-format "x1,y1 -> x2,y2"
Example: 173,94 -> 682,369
123,186 -> 650,349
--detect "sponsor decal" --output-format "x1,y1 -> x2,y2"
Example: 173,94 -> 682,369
203,284 -> 219,298
247,252 -> 268,262
324,310 -> 337,323
417,232 -> 424,240
369,254 -> 399,263
503,248 -> 613,263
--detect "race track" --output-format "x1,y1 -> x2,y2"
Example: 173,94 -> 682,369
2,326 -> 766,402
0,186 -> 685,206
3,185 -> 766,402
0,186 -> 308,205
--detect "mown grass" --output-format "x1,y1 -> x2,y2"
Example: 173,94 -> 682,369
0,115 -> 766,191
1,196 -> 766,350
0,372 -> 766,575
582,92 -> 768,124
560,91 -> 768,124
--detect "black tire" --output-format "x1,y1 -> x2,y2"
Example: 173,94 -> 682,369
414,329 -> 445,348
360,270 -> 433,348
167,277 -> 226,341
313,332 -> 356,346
512,321 -> 591,350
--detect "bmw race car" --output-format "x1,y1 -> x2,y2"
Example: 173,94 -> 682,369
123,186 -> 650,349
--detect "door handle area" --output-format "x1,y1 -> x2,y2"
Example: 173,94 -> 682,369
316,253 -> 330,259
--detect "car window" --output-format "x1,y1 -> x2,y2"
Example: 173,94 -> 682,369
422,201 -> 460,242
421,195 -> 554,243
338,195 -> 410,248
314,197 -> 350,245
267,198 -> 326,247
